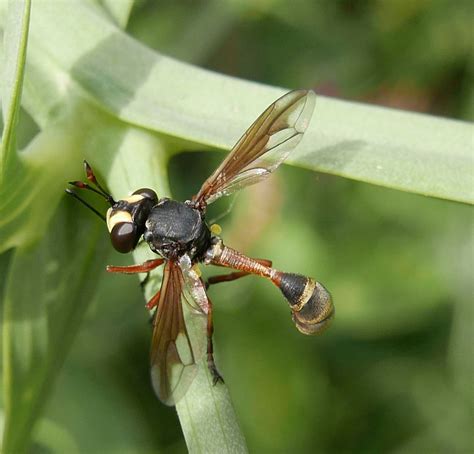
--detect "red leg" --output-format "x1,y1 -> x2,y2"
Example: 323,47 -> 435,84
107,259 -> 165,310
106,258 -> 164,274
146,290 -> 161,310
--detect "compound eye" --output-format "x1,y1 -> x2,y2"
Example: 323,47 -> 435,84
110,222 -> 138,253
133,188 -> 157,204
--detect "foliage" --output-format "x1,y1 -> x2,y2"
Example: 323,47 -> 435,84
1,0 -> 472,453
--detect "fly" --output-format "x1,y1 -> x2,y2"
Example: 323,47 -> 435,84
66,89 -> 334,406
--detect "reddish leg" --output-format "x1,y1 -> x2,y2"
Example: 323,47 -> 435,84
107,258 -> 165,310
146,290 -> 161,310
106,258 -> 164,274
205,258 -> 271,385
206,295 -> 224,384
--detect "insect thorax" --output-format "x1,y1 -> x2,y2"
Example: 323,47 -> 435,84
144,199 -> 211,260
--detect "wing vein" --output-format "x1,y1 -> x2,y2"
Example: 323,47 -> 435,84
194,89 -> 316,206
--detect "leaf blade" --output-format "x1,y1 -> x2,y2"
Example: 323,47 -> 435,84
1,202 -> 109,453
20,0 -> 474,204
107,137 -> 249,453
176,362 -> 248,454
0,0 -> 31,181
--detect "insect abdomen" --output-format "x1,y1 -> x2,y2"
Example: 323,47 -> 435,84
277,273 -> 334,335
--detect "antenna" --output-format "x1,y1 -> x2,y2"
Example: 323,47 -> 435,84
65,189 -> 106,222
66,161 -> 115,222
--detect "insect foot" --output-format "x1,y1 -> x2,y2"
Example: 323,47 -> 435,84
208,361 -> 225,385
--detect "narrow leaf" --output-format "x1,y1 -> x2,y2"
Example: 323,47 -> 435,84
0,102 -> 123,253
18,0 -> 473,203
2,201 -> 109,453
0,0 -> 31,182
94,0 -> 134,29
176,363 -> 248,453
104,0 -> 134,29
107,136 -> 248,453
0,110 -> 184,452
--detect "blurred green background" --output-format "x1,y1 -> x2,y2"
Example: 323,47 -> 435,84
30,1 -> 472,453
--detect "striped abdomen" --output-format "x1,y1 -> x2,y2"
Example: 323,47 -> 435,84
276,273 -> 334,335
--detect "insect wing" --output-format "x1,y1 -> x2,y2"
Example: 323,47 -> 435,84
194,89 -> 316,206
150,260 -> 206,406
179,254 -> 210,315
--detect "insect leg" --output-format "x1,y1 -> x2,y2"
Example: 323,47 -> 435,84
206,296 -> 224,385
107,259 -> 165,291
106,258 -> 165,274
146,290 -> 161,310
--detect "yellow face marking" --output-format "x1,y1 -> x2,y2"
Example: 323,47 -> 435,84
122,194 -> 144,204
210,223 -> 222,235
106,208 -> 133,233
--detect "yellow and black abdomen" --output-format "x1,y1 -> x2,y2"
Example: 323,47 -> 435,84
277,273 -> 334,335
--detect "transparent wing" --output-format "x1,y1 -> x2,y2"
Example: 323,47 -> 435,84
194,89 -> 316,207
150,259 -> 207,406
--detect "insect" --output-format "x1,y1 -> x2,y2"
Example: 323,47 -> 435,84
66,90 -> 334,405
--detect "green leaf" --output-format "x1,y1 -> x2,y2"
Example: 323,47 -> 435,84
1,201 -> 109,453
1,1 -> 471,452
20,1 -> 474,204
0,119 -> 179,452
0,0 -> 31,182
94,0 -> 135,29
0,102 -> 125,252
106,136 -> 248,454
176,364 -> 248,453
